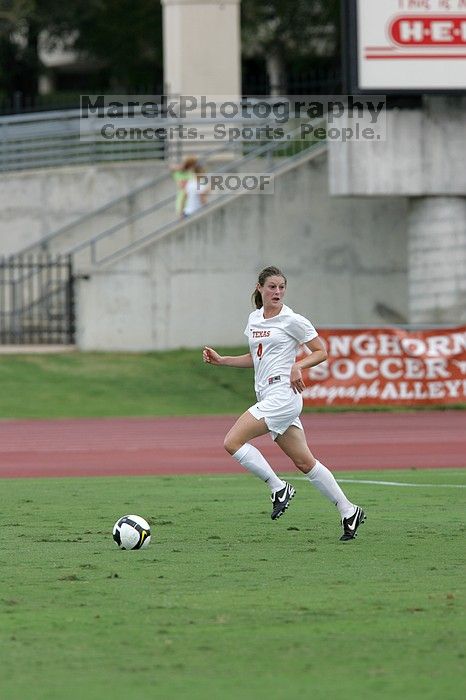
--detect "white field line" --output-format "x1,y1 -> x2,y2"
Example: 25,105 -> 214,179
202,475 -> 466,489
294,477 -> 466,489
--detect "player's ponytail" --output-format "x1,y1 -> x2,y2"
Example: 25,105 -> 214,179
252,288 -> 262,309
251,266 -> 287,309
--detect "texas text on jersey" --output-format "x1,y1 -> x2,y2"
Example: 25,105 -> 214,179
244,304 -> 317,398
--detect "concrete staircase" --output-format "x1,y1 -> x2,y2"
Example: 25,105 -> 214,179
13,127 -> 325,271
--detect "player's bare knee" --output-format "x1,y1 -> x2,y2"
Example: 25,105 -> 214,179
224,434 -> 240,455
294,461 -> 311,474
294,456 -> 316,473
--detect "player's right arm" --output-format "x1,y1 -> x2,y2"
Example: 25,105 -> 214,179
203,347 -> 254,368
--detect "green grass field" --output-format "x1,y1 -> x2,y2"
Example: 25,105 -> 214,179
1,469 -> 465,700
0,350 -> 254,418
1,350 -> 465,418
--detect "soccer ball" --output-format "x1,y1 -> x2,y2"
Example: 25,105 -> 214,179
112,515 -> 151,550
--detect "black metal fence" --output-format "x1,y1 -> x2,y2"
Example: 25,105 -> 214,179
0,255 -> 75,344
242,62 -> 343,97
0,69 -> 343,116
0,85 -> 165,116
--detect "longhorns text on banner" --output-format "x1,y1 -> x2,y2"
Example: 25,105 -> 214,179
300,326 -> 466,406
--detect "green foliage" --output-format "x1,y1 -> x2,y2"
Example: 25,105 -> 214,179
0,0 -> 342,101
0,469 -> 465,699
0,0 -> 163,99
241,0 -> 340,60
72,0 -> 163,91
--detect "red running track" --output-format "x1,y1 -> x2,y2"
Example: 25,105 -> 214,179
0,411 -> 465,478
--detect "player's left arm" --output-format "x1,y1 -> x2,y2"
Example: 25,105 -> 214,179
290,337 -> 327,394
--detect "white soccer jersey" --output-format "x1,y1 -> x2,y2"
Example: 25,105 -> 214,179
244,304 -> 318,397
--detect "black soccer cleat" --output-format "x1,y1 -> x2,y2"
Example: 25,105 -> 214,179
340,506 -> 366,541
271,482 -> 296,520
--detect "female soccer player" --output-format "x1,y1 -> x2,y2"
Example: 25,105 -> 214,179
203,265 -> 365,541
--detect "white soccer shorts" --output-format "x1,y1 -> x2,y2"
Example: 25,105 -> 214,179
248,387 -> 303,441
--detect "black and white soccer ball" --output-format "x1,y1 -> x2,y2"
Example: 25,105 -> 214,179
112,515 -> 151,550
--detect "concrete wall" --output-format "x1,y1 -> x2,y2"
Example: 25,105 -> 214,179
0,160 -> 166,256
328,97 -> 466,324
408,197 -> 466,323
329,98 -> 466,197
162,0 -> 241,96
76,152 -> 410,351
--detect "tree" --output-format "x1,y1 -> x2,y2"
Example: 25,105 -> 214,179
0,0 -> 81,103
72,0 -> 163,92
241,0 -> 340,94
0,0 -> 163,107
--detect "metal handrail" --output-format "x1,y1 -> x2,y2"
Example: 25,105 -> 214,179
11,143 -> 233,257
88,142 -> 327,268
9,115 -> 327,267
0,107 -> 308,172
11,141 -> 243,259
68,121 -> 327,267
0,109 -> 208,171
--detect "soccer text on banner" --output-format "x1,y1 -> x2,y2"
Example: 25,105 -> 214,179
301,326 -> 466,406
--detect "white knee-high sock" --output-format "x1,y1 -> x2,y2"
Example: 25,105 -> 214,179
306,460 -> 355,519
232,443 -> 286,493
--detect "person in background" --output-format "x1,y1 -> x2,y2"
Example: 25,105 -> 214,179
181,160 -> 208,217
170,156 -> 199,218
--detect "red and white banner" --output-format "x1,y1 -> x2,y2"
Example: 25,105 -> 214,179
301,326 -> 466,406
356,0 -> 466,90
